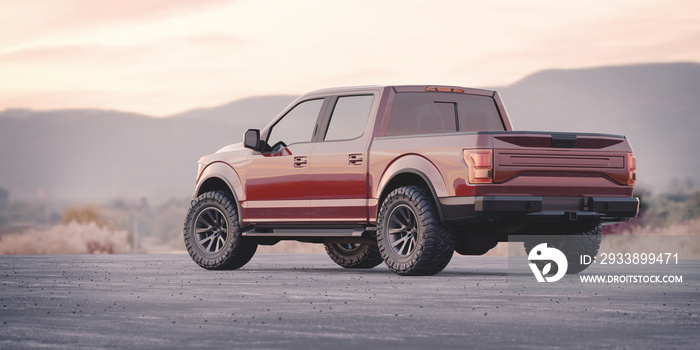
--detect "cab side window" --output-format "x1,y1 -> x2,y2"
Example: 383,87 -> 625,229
267,99 -> 324,149
324,95 -> 374,141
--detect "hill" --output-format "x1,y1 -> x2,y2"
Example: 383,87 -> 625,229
169,95 -> 297,125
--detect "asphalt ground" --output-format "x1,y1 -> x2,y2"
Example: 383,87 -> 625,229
0,253 -> 698,349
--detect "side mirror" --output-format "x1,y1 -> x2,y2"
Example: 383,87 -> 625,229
244,129 -> 262,151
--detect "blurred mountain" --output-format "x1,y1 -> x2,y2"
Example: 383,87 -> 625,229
169,95 -> 297,125
0,63 -> 698,201
0,97 -> 294,201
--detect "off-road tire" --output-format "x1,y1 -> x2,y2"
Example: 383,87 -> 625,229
377,186 -> 456,276
184,191 -> 257,270
324,243 -> 383,268
523,225 -> 602,274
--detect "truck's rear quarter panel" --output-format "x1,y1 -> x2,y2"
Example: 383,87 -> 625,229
370,132 -> 489,192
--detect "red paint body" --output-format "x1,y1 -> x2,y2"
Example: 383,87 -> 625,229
194,85 -> 637,230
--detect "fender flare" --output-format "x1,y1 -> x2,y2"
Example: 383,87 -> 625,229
194,162 -> 245,226
375,155 -> 448,221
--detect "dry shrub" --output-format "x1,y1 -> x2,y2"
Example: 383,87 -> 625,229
610,217 -> 700,236
0,222 -> 131,255
61,204 -> 109,228
600,218 -> 700,259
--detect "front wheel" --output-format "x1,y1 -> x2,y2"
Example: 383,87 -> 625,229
324,243 -> 383,269
377,186 -> 456,276
184,191 -> 257,270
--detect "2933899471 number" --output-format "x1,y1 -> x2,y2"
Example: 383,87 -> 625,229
598,252 -> 678,265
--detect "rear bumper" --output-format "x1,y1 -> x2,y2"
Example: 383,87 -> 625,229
439,196 -> 639,224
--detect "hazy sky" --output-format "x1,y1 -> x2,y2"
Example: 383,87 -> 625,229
1,0 -> 698,116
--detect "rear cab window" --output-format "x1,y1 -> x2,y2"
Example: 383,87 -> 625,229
385,92 -> 505,136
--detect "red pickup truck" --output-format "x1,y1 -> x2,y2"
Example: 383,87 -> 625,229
183,85 -> 638,276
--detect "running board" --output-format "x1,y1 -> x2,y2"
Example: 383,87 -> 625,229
242,227 -> 366,237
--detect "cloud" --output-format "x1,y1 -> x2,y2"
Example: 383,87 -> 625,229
0,44 -> 142,65
56,0 -> 233,23
0,0 -> 236,47
0,34 -> 249,66
6,0 -> 234,30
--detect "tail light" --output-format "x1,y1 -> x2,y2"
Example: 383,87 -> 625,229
627,153 -> 636,186
464,149 -> 493,184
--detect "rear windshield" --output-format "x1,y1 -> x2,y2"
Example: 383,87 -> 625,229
385,92 -> 505,136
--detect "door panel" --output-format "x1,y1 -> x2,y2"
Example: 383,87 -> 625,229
244,143 -> 315,223
309,141 -> 367,222
242,98 -> 326,224
309,94 -> 375,223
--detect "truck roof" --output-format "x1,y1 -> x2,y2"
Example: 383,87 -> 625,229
305,85 -> 496,97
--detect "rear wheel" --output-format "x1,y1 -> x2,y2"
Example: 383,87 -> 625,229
523,225 -> 602,274
324,243 -> 383,268
184,191 -> 257,270
377,186 -> 456,276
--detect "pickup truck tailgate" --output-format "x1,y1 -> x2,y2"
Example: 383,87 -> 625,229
488,132 -> 634,194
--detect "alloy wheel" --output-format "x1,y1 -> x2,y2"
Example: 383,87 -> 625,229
387,204 -> 418,257
194,207 -> 229,254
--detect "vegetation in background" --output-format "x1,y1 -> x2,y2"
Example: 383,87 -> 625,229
605,180 -> 700,234
0,222 -> 130,255
0,188 -> 187,254
61,204 -> 109,228
0,188 -> 61,233
638,192 -> 700,228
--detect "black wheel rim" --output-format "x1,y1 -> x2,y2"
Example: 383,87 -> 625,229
194,207 -> 228,254
387,204 -> 418,257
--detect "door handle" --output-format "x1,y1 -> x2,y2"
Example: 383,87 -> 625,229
294,156 -> 307,168
349,154 -> 363,166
